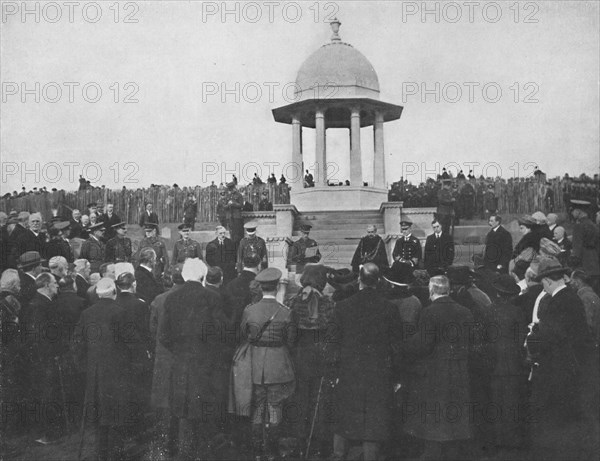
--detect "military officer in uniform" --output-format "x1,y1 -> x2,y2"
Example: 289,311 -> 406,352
104,222 -> 132,263
437,180 -> 455,235
80,222 -> 106,273
136,223 -> 169,278
225,182 -> 244,244
171,223 -> 203,266
236,221 -> 268,273
233,268 -> 296,459
287,224 -> 321,273
392,220 -> 422,275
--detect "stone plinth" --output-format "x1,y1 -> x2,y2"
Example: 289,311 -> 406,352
291,186 -> 388,212
379,202 -> 403,235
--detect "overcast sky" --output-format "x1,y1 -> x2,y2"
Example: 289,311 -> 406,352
1,1 -> 599,192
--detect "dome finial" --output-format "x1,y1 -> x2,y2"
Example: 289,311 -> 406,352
330,17 -> 341,42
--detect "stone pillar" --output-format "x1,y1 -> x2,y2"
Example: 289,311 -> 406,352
373,111 -> 385,188
350,107 -> 362,186
379,202 -> 404,236
315,109 -> 327,186
292,116 -> 303,179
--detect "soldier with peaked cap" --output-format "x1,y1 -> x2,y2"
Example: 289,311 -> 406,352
351,224 -> 389,273
104,222 -> 132,263
80,222 -> 106,273
287,224 -> 321,272
231,267 -> 296,459
236,221 -> 268,273
392,220 -> 422,273
171,223 -> 203,266
225,181 -> 244,243
136,223 -> 169,278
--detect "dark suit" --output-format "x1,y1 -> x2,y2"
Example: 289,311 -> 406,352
18,272 -> 38,306
139,211 -> 159,229
75,274 -> 90,301
483,225 -> 513,273
205,237 -> 237,284
134,266 -> 163,305
423,232 -> 455,276
15,229 -> 46,259
223,270 -> 259,330
69,219 -> 84,239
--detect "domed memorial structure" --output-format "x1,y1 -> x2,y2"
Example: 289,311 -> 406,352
272,18 -> 403,211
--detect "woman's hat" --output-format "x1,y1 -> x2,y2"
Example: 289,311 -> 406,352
491,274 -> 521,295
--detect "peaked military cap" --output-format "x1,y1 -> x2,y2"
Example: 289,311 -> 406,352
299,224 -> 312,232
255,267 -> 282,284
178,223 -> 191,231
88,222 -> 106,232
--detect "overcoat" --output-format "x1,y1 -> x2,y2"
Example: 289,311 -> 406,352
483,225 -> 513,273
134,266 -> 163,305
76,298 -> 134,426
403,296 -> 474,442
159,280 -> 225,419
205,237 -> 237,284
333,287 -> 401,441
423,232 -> 455,275
571,216 -> 600,276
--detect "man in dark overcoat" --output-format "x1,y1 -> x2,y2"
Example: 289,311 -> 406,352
134,247 -> 163,304
75,277 -> 133,460
403,275 -> 474,460
482,214 -> 513,274
205,225 -> 237,285
287,224 -> 321,272
437,180 -> 455,235
527,258 -> 599,460
570,201 -> 600,293
98,202 -> 121,241
14,213 -> 46,258
159,258 -> 227,459
223,253 -> 262,332
115,271 -> 153,431
423,219 -> 455,276
351,224 -> 389,273
331,263 -> 402,461
138,202 -> 159,229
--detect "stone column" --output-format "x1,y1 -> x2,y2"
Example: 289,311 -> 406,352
315,109 -> 327,186
350,107 -> 362,186
373,111 -> 385,188
292,115 -> 303,180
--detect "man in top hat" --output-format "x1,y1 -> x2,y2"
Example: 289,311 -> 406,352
98,202 -> 121,241
351,224 -> 389,273
392,220 -> 422,273
80,222 -> 106,273
139,202 -> 159,230
205,225 -> 237,285
171,223 -> 203,266
437,180 -> 455,235
104,222 -> 132,263
258,191 -> 273,211
233,267 -> 296,459
526,258 -> 598,459
236,221 -> 268,274
570,200 -> 600,293
225,181 -> 244,244
287,224 -> 321,272
183,193 -> 198,231
482,214 -> 513,274
136,223 -> 169,278
424,219 -> 455,277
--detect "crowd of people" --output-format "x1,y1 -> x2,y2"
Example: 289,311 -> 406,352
1,181 -> 599,460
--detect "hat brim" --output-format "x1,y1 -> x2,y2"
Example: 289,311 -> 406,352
533,267 -> 570,283
18,258 -> 46,269
382,276 -> 410,287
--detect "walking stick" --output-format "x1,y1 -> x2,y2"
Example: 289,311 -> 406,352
77,386 -> 88,461
55,357 -> 72,433
305,376 -> 324,460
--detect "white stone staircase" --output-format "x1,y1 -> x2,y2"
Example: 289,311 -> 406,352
293,210 -> 385,269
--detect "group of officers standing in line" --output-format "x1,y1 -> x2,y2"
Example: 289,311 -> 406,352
1,196 -> 599,461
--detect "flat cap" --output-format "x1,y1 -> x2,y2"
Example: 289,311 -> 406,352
255,267 -> 282,284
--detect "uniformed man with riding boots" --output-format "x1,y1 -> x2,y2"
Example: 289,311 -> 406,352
236,221 -> 268,274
